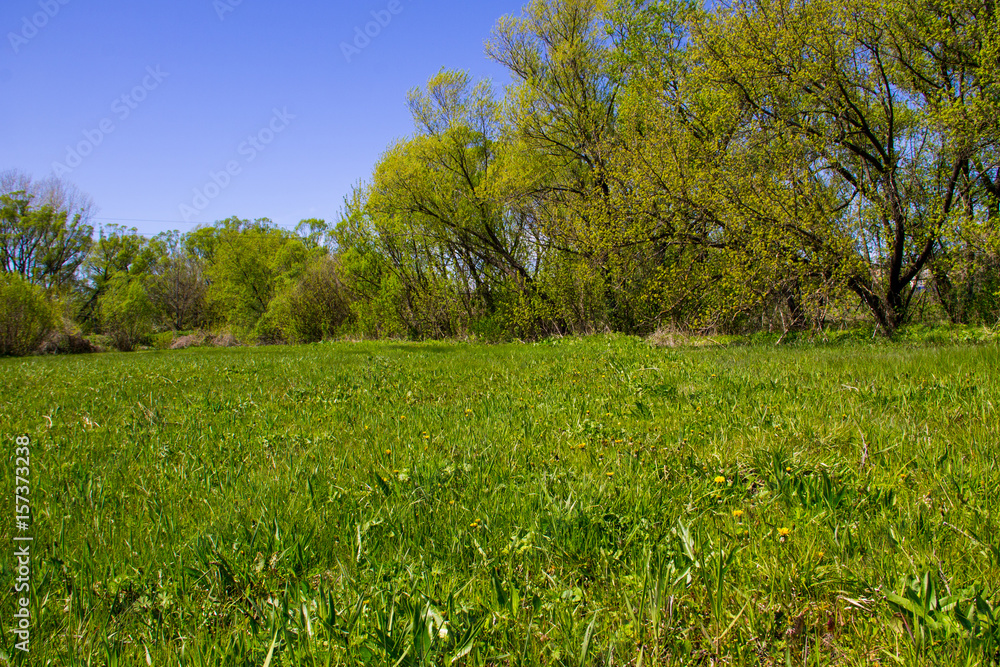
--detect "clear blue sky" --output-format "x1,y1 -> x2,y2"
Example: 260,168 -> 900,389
0,0 -> 524,236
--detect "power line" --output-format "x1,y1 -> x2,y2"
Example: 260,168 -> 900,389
92,217 -> 202,225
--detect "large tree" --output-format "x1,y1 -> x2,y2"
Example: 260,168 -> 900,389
147,231 -> 209,331
0,170 -> 95,291
202,217 -> 309,335
685,0 -> 999,332
355,70 -> 547,335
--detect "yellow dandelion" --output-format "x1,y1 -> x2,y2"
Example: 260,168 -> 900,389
714,476 -> 726,484
385,449 -> 392,455
732,509 -> 744,518
778,527 -> 791,537
817,551 -> 825,559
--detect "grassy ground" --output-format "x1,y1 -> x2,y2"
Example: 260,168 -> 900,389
1,335 -> 998,666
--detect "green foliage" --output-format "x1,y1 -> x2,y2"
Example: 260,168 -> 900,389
0,172 -> 94,290
147,230 -> 209,331
98,273 -> 155,351
266,255 -> 353,343
202,217 -> 310,340
887,572 -> 1000,661
0,271 -> 55,356
77,224 -> 156,326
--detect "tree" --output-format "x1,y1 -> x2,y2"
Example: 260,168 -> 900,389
99,273 -> 155,352
294,218 -> 332,250
358,70 -> 547,336
486,0 -> 621,246
204,217 -> 309,338
685,0 -> 999,332
147,231 -> 209,331
0,170 -> 94,291
487,0 -> 660,331
890,0 -> 1000,323
77,225 -> 155,326
610,0 -> 854,331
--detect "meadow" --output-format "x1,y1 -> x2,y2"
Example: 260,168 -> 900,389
1,334 -> 998,666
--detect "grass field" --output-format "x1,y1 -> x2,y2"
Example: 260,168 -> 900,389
1,335 -> 998,665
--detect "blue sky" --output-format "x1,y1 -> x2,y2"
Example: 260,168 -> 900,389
0,0 -> 524,236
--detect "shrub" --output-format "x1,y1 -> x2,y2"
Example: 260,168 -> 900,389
268,255 -> 354,343
0,272 -> 55,356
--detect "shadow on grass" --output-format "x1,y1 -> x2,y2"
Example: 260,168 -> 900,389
382,343 -> 457,354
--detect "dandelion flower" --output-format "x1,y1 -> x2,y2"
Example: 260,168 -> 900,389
714,476 -> 726,484
778,527 -> 791,537
817,551 -> 825,559
732,509 -> 744,518
385,449 -> 392,455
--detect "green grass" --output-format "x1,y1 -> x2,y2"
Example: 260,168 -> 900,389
1,335 -> 998,665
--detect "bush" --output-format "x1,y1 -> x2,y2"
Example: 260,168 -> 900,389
267,255 -> 354,343
0,272 -> 55,356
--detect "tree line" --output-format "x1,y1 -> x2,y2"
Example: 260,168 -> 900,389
2,0 -> 998,354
